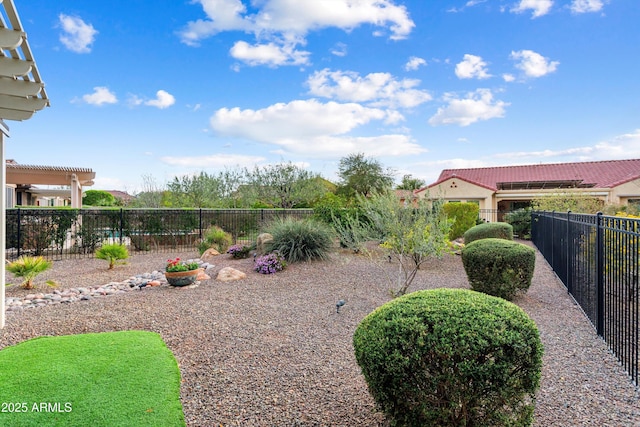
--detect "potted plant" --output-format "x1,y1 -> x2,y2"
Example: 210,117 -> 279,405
165,257 -> 200,287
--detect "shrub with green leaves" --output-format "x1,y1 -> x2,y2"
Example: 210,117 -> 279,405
263,217 -> 334,263
462,238 -> 536,300
443,202 -> 479,240
504,208 -> 533,239
463,221 -> 513,244
95,243 -> 129,269
198,226 -> 233,255
353,288 -> 543,427
6,256 -> 53,289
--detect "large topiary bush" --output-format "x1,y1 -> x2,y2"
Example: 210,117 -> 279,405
353,288 -> 543,427
264,217 -> 335,262
463,221 -> 513,244
443,202 -> 480,240
462,238 -> 536,300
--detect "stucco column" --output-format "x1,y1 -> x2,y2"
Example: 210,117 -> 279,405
1,126 -> 7,328
70,173 -> 81,208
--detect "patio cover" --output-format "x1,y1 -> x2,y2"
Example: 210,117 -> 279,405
6,162 -> 96,207
1,0 -> 50,327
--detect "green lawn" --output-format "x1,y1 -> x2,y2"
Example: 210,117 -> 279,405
0,331 -> 184,426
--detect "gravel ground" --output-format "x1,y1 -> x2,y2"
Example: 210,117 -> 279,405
2,246 -> 639,426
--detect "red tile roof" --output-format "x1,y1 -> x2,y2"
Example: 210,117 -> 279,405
428,159 -> 640,191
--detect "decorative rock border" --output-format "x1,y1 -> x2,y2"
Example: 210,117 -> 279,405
5,259 -> 214,313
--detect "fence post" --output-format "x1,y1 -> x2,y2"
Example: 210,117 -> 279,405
596,211 -> 604,337
567,210 -> 572,294
119,208 -> 124,245
16,207 -> 21,258
551,211 -> 555,265
199,209 -> 203,239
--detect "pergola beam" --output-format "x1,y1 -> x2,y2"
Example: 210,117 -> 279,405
1,0 -> 50,327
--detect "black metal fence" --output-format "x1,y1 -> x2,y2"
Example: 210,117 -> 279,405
478,209 -> 510,223
5,208 -> 314,261
531,211 -> 639,386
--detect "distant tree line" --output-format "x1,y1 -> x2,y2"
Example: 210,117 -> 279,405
83,153 -> 426,209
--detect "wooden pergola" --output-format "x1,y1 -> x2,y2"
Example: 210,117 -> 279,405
1,0 -> 50,327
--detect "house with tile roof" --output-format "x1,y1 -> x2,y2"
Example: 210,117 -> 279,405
415,159 -> 640,221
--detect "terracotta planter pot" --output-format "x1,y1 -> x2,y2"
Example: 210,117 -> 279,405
165,269 -> 199,287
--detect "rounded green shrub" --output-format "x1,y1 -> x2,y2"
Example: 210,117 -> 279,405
264,217 -> 334,262
353,288 -> 543,427
461,238 -> 536,300
463,221 -> 513,244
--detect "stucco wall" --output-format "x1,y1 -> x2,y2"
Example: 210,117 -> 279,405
418,178 -> 494,210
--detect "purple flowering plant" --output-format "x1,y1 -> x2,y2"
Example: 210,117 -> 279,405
227,244 -> 252,259
253,252 -> 286,274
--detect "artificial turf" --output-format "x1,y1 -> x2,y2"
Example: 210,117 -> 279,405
0,330 -> 185,426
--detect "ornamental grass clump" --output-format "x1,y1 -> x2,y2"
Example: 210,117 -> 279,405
253,252 -> 286,274
353,288 -> 543,427
6,256 -> 52,289
198,226 -> 233,255
263,217 -> 334,263
95,243 -> 129,270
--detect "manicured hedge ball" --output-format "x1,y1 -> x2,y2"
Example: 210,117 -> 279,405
353,288 -> 543,427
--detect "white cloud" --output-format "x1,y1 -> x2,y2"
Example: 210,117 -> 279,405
511,0 -> 554,18
447,0 -> 488,13
428,89 -> 509,127
92,176 -> 132,191
209,98 -> 425,158
455,54 -> 492,79
503,73 -> 516,82
504,130 -> 640,161
180,0 -> 414,42
405,56 -> 427,71
161,153 -> 267,168
58,14 -> 98,53
144,90 -> 176,109
129,90 -> 176,109
178,0 -> 414,67
330,42 -> 348,57
81,87 -> 117,106
307,69 -> 431,109
230,39 -> 310,66
511,49 -> 559,78
570,0 -> 605,13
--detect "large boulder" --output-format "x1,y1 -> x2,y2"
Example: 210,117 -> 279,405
216,267 -> 246,282
201,248 -> 220,263
256,233 -> 273,255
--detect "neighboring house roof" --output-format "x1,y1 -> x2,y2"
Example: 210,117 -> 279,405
395,189 -> 418,200
425,159 -> 640,192
105,190 -> 134,202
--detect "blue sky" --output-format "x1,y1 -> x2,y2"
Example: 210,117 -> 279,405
7,0 -> 640,193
